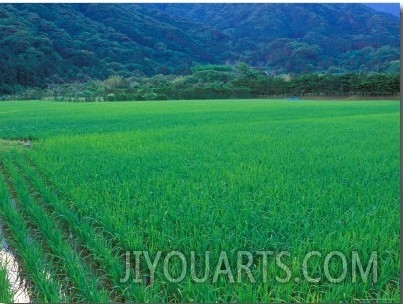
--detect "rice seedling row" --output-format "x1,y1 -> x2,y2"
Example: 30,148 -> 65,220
12,152 -> 148,301
0,249 -> 13,302
0,271 -> 12,302
0,153 -> 110,301
18,153 -> 176,301
0,160 -> 63,302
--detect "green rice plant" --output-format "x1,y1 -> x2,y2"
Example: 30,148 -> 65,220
0,261 -> 13,302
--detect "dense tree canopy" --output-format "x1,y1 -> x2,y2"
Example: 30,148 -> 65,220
0,4 -> 399,95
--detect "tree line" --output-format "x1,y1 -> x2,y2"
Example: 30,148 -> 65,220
2,63 -> 399,101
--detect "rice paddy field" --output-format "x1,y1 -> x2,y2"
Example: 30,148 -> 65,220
0,99 -> 399,302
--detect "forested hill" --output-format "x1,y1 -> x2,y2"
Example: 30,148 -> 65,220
153,3 -> 399,73
0,3 -> 399,94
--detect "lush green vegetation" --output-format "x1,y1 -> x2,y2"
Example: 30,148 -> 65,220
3,65 -> 400,101
0,4 -> 399,94
0,99 -> 399,302
0,263 -> 13,302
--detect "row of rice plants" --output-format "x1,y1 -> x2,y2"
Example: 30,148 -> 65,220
0,159 -> 62,302
19,152 -> 173,301
0,151 -> 110,301
13,152 -> 154,301
0,255 -> 13,302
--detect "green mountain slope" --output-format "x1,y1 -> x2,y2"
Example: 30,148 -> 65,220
0,3 -> 399,94
0,4 -> 231,93
153,3 -> 400,73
